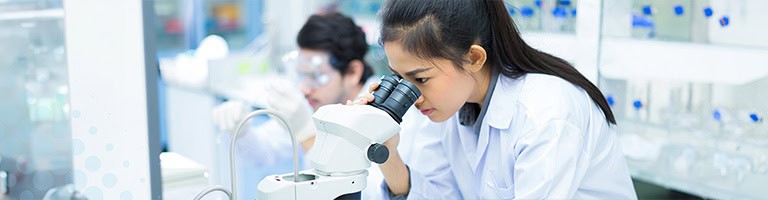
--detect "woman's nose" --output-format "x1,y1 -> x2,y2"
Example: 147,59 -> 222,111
414,95 -> 425,105
300,83 -> 311,95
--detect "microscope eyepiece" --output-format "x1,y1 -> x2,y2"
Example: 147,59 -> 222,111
371,75 -> 422,123
371,75 -> 400,106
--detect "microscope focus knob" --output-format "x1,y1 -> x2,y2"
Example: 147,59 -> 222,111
367,143 -> 390,164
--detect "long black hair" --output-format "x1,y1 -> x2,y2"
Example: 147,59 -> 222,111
298,13 -> 373,84
380,0 -> 616,124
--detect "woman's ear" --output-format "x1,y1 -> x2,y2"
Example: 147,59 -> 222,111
465,45 -> 487,73
344,60 -> 364,86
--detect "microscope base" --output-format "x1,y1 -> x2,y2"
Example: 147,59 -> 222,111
257,169 -> 368,200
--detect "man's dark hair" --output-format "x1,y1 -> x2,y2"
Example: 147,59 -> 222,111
297,13 -> 373,84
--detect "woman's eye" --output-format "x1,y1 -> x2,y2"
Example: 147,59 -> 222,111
415,78 -> 429,83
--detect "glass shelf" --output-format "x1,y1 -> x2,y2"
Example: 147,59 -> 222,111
0,1 -> 73,199
598,1 -> 768,198
508,0 -> 578,34
602,0 -> 768,49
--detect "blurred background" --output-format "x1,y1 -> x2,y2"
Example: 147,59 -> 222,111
1,0 -> 767,199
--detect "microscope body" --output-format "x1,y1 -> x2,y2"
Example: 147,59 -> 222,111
258,104 -> 399,199
257,76 -> 419,199
310,104 -> 400,174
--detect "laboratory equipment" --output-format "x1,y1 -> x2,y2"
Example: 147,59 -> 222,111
507,0 -> 542,32
161,152 -> 211,199
159,35 -> 231,89
602,0 -> 768,48
193,75 -> 421,200
1,170 -> 6,195
257,75 -> 421,199
542,0 -> 577,33
518,0 -> 768,198
42,184 -> 85,200
506,0 -> 578,34
194,109 -> 297,200
153,0 -> 187,51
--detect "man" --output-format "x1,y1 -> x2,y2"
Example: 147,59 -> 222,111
211,12 -> 383,198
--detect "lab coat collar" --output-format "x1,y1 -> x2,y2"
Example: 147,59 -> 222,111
485,74 -> 525,130
466,74 -> 524,172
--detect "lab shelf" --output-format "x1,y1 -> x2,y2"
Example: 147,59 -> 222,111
618,119 -> 768,200
160,152 -> 211,199
628,161 -> 768,200
522,32 -> 579,62
599,37 -> 768,85
160,152 -> 209,189
0,8 -> 63,21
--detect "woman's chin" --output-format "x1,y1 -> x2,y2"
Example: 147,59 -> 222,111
427,112 -> 451,123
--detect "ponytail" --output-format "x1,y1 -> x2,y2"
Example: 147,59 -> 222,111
381,0 -> 616,124
480,1 -> 616,124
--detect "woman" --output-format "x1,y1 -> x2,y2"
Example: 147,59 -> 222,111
356,0 -> 636,199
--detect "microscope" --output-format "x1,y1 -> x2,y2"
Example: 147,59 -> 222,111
256,75 -> 421,199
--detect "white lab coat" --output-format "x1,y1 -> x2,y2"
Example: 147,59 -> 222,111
388,73 -> 637,199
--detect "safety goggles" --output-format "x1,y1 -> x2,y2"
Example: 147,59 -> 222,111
283,50 -> 335,88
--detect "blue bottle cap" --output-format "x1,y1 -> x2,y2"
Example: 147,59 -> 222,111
571,8 -> 577,17
719,16 -> 730,27
632,100 -> 643,110
749,113 -> 760,123
632,14 -> 655,28
521,6 -> 535,17
606,95 -> 615,107
642,5 -> 653,16
553,7 -> 568,18
713,109 -> 722,121
674,5 -> 684,16
704,7 -> 713,18
535,0 -> 542,8
558,0 -> 572,6
508,7 -> 517,16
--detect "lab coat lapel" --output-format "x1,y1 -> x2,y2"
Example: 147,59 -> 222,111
471,75 -> 525,171
471,117 -> 491,172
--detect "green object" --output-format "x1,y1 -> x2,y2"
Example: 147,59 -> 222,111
258,60 -> 270,74
236,61 -> 253,75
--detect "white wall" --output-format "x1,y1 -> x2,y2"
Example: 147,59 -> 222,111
64,0 -> 161,199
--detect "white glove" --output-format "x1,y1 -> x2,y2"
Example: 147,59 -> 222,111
211,100 -> 250,134
265,78 -> 316,142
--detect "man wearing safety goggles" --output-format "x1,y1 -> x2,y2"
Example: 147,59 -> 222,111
213,13 -> 378,150
212,12 -> 443,200
284,47 -> 373,111
212,12 -> 376,174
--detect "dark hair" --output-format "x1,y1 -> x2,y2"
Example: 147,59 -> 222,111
297,13 -> 373,84
380,0 -> 616,124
